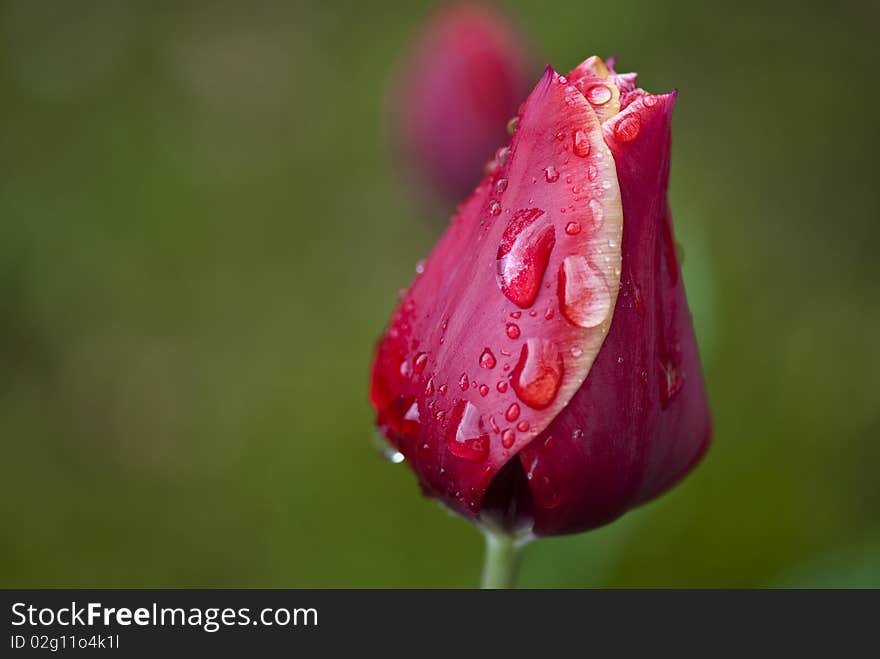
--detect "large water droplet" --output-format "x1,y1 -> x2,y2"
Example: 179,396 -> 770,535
586,84 -> 612,105
505,402 -> 520,422
564,221 -> 581,235
413,352 -> 428,374
506,323 -> 520,339
614,114 -> 640,142
510,338 -> 564,410
496,208 -> 555,309
573,129 -> 591,158
501,428 -> 515,449
446,400 -> 490,462
544,165 -> 559,183
479,348 -> 497,369
557,255 -> 612,328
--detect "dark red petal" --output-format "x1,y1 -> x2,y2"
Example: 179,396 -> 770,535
371,67 -> 624,519
518,91 -> 712,535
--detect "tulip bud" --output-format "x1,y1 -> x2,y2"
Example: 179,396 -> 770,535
393,4 -> 534,203
372,56 -> 711,537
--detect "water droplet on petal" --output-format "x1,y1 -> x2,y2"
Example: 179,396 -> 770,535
558,255 -> 612,329
661,359 -> 685,406
496,208 -> 556,308
439,384 -> 448,396
497,146 -> 511,165
506,116 -> 519,134
413,352 -> 428,374
516,420 -> 530,432
446,400 -> 490,462
496,178 -> 509,194
425,378 -> 435,396
643,94 -> 658,108
565,221 -> 581,235
571,346 -> 583,358
479,384 -> 489,397
459,373 -> 469,391
586,84 -> 612,105
614,114 -> 640,142
506,323 -> 521,339
501,428 -> 516,448
488,200 -> 502,216
505,402 -> 520,422
544,165 -> 559,183
587,163 -> 598,181
510,338 -> 564,409
573,129 -> 591,158
496,380 -> 508,393
404,401 -> 420,424
479,348 -> 496,369
588,198 -> 604,227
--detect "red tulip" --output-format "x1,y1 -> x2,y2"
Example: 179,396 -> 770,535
372,56 -> 711,537
394,4 -> 534,202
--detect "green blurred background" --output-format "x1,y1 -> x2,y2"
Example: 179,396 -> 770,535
1,0 -> 878,588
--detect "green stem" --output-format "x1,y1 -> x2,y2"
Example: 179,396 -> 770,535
480,529 -> 522,589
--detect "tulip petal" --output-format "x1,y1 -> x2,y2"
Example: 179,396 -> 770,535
371,66 -> 624,519
518,91 -> 712,535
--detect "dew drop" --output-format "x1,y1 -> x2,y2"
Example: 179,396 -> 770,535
404,401 -> 420,425
510,311 -> 522,319
571,346 -> 583,358
557,255 -> 612,329
506,323 -> 521,339
489,415 -> 500,434
446,400 -> 490,462
413,352 -> 428,374
496,208 -> 556,308
614,114 -> 640,142
496,380 -> 508,393
505,402 -> 520,422
479,348 -> 497,369
458,373 -> 469,391
544,165 -> 560,183
573,129 -> 591,158
496,178 -> 509,194
588,198 -> 604,227
439,384 -> 448,396
501,428 -> 516,449
425,377 -> 435,396
510,338 -> 564,410
497,146 -> 511,165
661,359 -> 685,406
479,384 -> 490,397
488,200 -> 502,216
587,163 -> 598,181
565,221 -> 581,235
506,116 -> 519,134
516,420 -> 530,432
586,84 -> 612,105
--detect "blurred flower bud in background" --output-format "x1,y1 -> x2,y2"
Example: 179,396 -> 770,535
391,3 -> 536,205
